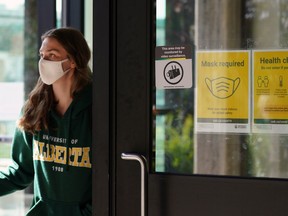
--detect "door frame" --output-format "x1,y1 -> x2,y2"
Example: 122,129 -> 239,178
92,0 -> 152,215
92,0 -> 288,216
92,0 -> 113,215
115,0 -> 152,213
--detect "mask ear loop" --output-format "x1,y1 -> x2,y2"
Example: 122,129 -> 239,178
61,58 -> 72,73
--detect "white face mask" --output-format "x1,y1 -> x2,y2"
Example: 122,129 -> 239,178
38,58 -> 70,85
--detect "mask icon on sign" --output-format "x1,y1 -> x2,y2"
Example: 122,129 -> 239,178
205,77 -> 240,99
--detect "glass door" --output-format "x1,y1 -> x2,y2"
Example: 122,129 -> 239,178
110,0 -> 288,215
154,0 -> 288,179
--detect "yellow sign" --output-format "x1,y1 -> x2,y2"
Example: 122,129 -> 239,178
196,51 -> 250,133
253,50 -> 288,132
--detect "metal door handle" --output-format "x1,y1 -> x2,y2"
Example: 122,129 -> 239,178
121,153 -> 147,216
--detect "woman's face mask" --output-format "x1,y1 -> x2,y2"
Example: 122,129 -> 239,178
38,58 -> 70,85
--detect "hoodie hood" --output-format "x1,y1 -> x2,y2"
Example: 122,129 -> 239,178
47,83 -> 92,170
70,83 -> 92,118
51,83 -> 92,120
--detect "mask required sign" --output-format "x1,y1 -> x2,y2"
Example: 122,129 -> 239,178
195,50 -> 251,133
155,45 -> 193,89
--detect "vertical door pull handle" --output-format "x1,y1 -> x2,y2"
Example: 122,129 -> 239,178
121,153 -> 147,216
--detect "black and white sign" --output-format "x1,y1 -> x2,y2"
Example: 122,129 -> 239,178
155,45 -> 192,89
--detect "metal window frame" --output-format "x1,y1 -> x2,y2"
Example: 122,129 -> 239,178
62,0 -> 84,32
37,0 -> 57,48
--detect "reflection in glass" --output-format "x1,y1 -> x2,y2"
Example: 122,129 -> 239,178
0,1 -> 27,215
0,0 -> 24,156
154,0 -> 194,174
154,0 -> 288,178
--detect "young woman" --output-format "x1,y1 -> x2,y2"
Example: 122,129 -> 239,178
0,27 -> 93,216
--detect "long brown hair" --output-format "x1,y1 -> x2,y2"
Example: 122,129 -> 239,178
18,27 -> 92,134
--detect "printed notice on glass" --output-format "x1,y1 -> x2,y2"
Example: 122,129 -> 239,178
195,50 -> 250,133
253,50 -> 288,134
155,45 -> 192,89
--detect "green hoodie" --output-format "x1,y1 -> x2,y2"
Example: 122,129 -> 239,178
0,84 -> 92,216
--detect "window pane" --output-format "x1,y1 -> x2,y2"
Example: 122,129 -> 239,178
0,1 -> 28,215
56,0 -> 62,27
153,0 -> 288,179
154,0 -> 194,174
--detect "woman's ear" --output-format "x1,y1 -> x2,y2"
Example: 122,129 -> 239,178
70,60 -> 77,69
